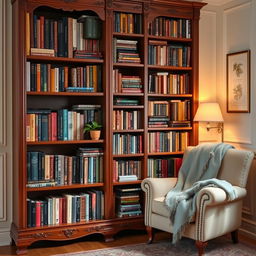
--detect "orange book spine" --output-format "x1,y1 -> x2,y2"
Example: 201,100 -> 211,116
26,12 -> 30,56
64,67 -> 68,89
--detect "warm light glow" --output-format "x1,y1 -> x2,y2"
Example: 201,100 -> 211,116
194,103 -> 224,122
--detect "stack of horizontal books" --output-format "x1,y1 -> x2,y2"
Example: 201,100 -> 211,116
115,187 -> 142,217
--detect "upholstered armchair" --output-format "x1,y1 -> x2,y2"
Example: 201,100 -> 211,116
141,147 -> 254,256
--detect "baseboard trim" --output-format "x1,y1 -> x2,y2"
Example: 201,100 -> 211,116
0,230 -> 11,246
239,228 -> 256,241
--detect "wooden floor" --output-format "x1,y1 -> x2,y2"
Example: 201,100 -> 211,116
0,231 -> 255,256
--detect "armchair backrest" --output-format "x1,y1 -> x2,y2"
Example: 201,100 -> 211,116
184,146 -> 254,188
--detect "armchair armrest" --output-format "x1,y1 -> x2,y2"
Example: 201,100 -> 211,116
196,186 -> 246,208
141,177 -> 177,199
141,178 -> 177,226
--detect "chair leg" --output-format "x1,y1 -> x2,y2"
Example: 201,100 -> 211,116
146,226 -> 155,244
231,230 -> 239,244
195,241 -> 208,256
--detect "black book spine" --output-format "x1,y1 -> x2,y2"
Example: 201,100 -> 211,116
27,199 -> 31,227
57,19 -> 64,57
43,200 -> 48,226
76,196 -> 80,222
63,17 -> 68,57
31,200 -> 36,227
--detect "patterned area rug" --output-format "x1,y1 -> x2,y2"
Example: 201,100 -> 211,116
54,236 -> 256,256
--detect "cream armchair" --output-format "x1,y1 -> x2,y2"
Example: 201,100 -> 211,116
141,147 -> 254,256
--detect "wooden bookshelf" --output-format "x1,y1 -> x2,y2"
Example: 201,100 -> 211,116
11,0 -> 205,254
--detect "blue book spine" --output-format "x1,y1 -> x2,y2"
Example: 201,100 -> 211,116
57,110 -> 63,140
27,152 -> 31,182
30,152 -> 39,181
63,109 -> 68,141
33,15 -> 37,48
89,157 -> 94,183
41,114 -> 49,141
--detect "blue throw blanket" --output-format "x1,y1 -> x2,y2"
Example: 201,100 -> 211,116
165,143 -> 236,244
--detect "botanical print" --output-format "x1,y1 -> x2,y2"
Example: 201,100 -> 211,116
227,51 -> 250,112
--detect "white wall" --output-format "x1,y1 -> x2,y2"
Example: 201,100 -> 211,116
0,0 -> 12,246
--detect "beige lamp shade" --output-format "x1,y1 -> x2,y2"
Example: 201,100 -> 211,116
194,103 -> 224,122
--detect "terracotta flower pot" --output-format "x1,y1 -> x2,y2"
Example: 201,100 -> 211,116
90,130 -> 101,140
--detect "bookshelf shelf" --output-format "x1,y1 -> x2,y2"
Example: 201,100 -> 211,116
113,129 -> 144,133
148,127 -> 192,131
148,65 -> 192,71
148,152 -> 184,156
27,92 -> 104,97
27,55 -> 104,64
113,154 -> 144,158
148,35 -> 192,42
113,63 -> 144,68
27,140 -> 104,145
113,93 -> 144,97
26,183 -> 104,192
12,0 -> 204,252
113,105 -> 144,109
113,180 -> 142,186
148,94 -> 192,98
113,32 -> 144,38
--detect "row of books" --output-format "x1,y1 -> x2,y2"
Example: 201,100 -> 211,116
148,116 -> 170,128
27,13 -> 102,58
113,110 -> 142,130
26,63 -> 102,92
26,106 -> 101,142
147,158 -> 182,178
114,12 -> 142,34
27,148 -> 103,186
148,72 -> 190,94
148,131 -> 188,152
148,41 -> 191,67
170,100 -> 191,122
148,17 -> 191,38
113,134 -> 143,154
113,160 -> 141,182
27,190 -> 104,227
115,187 -> 142,218
148,101 -> 169,117
113,70 -> 143,93
113,39 -> 141,63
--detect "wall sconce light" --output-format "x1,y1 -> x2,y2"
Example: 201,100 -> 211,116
194,102 -> 224,142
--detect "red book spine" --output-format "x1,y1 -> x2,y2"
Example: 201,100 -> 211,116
50,155 -> 54,180
52,112 -> 57,141
175,158 -> 183,177
35,201 -> 41,227
59,198 -> 63,224
62,197 -> 67,223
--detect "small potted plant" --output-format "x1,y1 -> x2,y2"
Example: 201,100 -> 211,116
84,121 -> 102,140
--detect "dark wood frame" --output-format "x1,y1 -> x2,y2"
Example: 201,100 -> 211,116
11,0 -> 204,254
227,50 -> 250,113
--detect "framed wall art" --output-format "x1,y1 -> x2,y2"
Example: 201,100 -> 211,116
227,50 -> 250,113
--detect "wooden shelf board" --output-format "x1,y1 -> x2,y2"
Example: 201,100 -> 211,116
113,180 -> 142,185
113,32 -> 144,38
113,105 -> 144,109
113,93 -> 144,96
26,183 -> 104,192
27,92 -> 104,96
148,152 -> 184,156
113,153 -> 144,158
27,55 -> 104,63
22,219 -> 107,231
113,63 -> 144,68
148,127 -> 192,131
148,65 -> 192,71
27,140 -> 104,145
148,35 -> 192,42
113,129 -> 144,133
148,93 -> 192,98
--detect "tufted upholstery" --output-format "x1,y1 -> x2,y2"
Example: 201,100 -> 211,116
141,147 -> 254,255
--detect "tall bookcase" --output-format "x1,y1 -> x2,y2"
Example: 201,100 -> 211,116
11,0 -> 206,254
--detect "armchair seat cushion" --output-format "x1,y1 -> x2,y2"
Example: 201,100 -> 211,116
152,196 -> 195,222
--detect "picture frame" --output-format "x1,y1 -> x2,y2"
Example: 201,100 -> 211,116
227,50 -> 250,113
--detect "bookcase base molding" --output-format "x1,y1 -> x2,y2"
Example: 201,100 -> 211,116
11,217 -> 144,255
